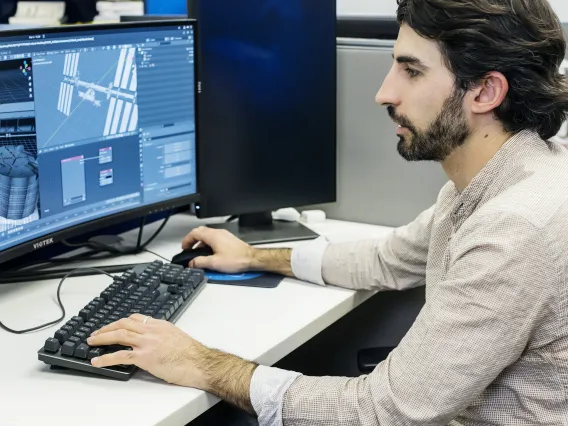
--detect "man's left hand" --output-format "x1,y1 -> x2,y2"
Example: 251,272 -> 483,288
87,314 -> 210,389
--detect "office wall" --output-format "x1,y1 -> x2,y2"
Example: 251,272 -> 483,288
337,0 -> 395,16
338,0 -> 568,21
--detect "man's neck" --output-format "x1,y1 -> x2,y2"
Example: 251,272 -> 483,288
442,128 -> 513,193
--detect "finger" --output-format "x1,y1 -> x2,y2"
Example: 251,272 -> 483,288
87,329 -> 141,348
91,349 -> 137,368
91,316 -> 147,336
189,255 -> 214,270
182,226 -> 214,249
128,313 -> 153,324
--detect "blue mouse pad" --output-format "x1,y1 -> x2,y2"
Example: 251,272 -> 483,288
204,271 -> 283,288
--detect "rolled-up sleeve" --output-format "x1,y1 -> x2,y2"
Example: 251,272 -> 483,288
290,236 -> 330,285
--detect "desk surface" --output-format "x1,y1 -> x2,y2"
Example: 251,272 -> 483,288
0,214 -> 393,426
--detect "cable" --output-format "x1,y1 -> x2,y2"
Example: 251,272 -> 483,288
0,263 -> 139,284
5,250 -> 118,275
142,248 -> 171,262
61,239 -> 88,248
0,267 -> 113,335
136,216 -> 147,249
139,213 -> 170,250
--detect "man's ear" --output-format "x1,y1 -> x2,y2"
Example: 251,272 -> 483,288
470,71 -> 509,114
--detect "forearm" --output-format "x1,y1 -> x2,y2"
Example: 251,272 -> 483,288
199,345 -> 259,414
250,248 -> 294,277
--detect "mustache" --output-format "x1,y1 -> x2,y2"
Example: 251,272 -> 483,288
387,106 -> 416,132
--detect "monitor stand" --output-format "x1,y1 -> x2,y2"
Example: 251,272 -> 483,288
206,212 -> 319,245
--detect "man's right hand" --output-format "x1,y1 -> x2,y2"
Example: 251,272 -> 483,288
181,226 -> 256,273
181,226 -> 294,277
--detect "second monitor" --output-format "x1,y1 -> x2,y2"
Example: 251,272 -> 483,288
189,0 -> 337,244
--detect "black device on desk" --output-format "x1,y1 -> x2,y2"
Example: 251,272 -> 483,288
188,0 -> 337,245
39,260 -> 207,380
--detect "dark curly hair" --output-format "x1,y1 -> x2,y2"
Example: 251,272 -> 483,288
397,0 -> 568,140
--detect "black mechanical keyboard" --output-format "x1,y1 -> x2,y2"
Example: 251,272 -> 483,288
37,261 -> 207,380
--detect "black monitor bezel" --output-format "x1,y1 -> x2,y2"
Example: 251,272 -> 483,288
188,0 -> 338,220
0,19 -> 201,266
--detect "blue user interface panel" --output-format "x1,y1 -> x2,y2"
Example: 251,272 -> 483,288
145,0 -> 187,15
0,23 -> 197,252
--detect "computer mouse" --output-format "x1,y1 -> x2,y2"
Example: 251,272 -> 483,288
171,246 -> 215,267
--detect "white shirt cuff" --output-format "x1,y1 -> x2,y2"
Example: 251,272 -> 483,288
250,365 -> 302,426
290,236 -> 329,285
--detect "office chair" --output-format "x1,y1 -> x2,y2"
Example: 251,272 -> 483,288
357,346 -> 396,373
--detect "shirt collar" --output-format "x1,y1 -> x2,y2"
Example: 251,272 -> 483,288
450,129 -> 542,227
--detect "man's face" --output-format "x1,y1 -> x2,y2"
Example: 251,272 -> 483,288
376,24 -> 471,162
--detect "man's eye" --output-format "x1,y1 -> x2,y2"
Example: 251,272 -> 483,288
405,68 -> 420,78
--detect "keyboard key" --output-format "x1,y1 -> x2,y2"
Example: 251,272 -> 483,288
67,320 -> 79,332
168,285 -> 181,294
54,329 -> 69,344
72,316 -> 85,325
74,331 -> 87,341
61,341 -> 76,356
88,347 -> 105,360
79,326 -> 92,335
92,297 -> 105,310
74,343 -> 90,359
68,336 -> 81,345
107,300 -> 119,309
157,309 -> 171,320
44,338 -> 60,353
163,273 -> 177,284
182,287 -> 192,300
79,309 -> 92,322
62,325 -> 74,336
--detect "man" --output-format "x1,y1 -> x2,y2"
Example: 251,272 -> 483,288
87,0 -> 568,424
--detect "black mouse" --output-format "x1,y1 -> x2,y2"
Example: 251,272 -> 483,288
171,246 -> 215,267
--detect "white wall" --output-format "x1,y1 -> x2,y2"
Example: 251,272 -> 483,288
548,0 -> 568,22
337,0 -> 396,16
338,0 -> 568,21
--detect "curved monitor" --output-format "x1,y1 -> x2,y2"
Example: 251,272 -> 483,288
0,20 -> 199,265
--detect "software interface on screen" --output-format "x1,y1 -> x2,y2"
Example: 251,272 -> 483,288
0,24 -> 197,252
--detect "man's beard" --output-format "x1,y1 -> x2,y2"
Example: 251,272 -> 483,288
388,89 -> 470,162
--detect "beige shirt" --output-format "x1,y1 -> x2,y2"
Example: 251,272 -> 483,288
250,130 -> 568,425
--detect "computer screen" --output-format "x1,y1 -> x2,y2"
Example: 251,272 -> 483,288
188,0 -> 336,243
0,20 -> 199,263
145,0 -> 187,15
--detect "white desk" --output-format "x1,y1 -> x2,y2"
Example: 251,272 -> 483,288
0,214 -> 394,426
